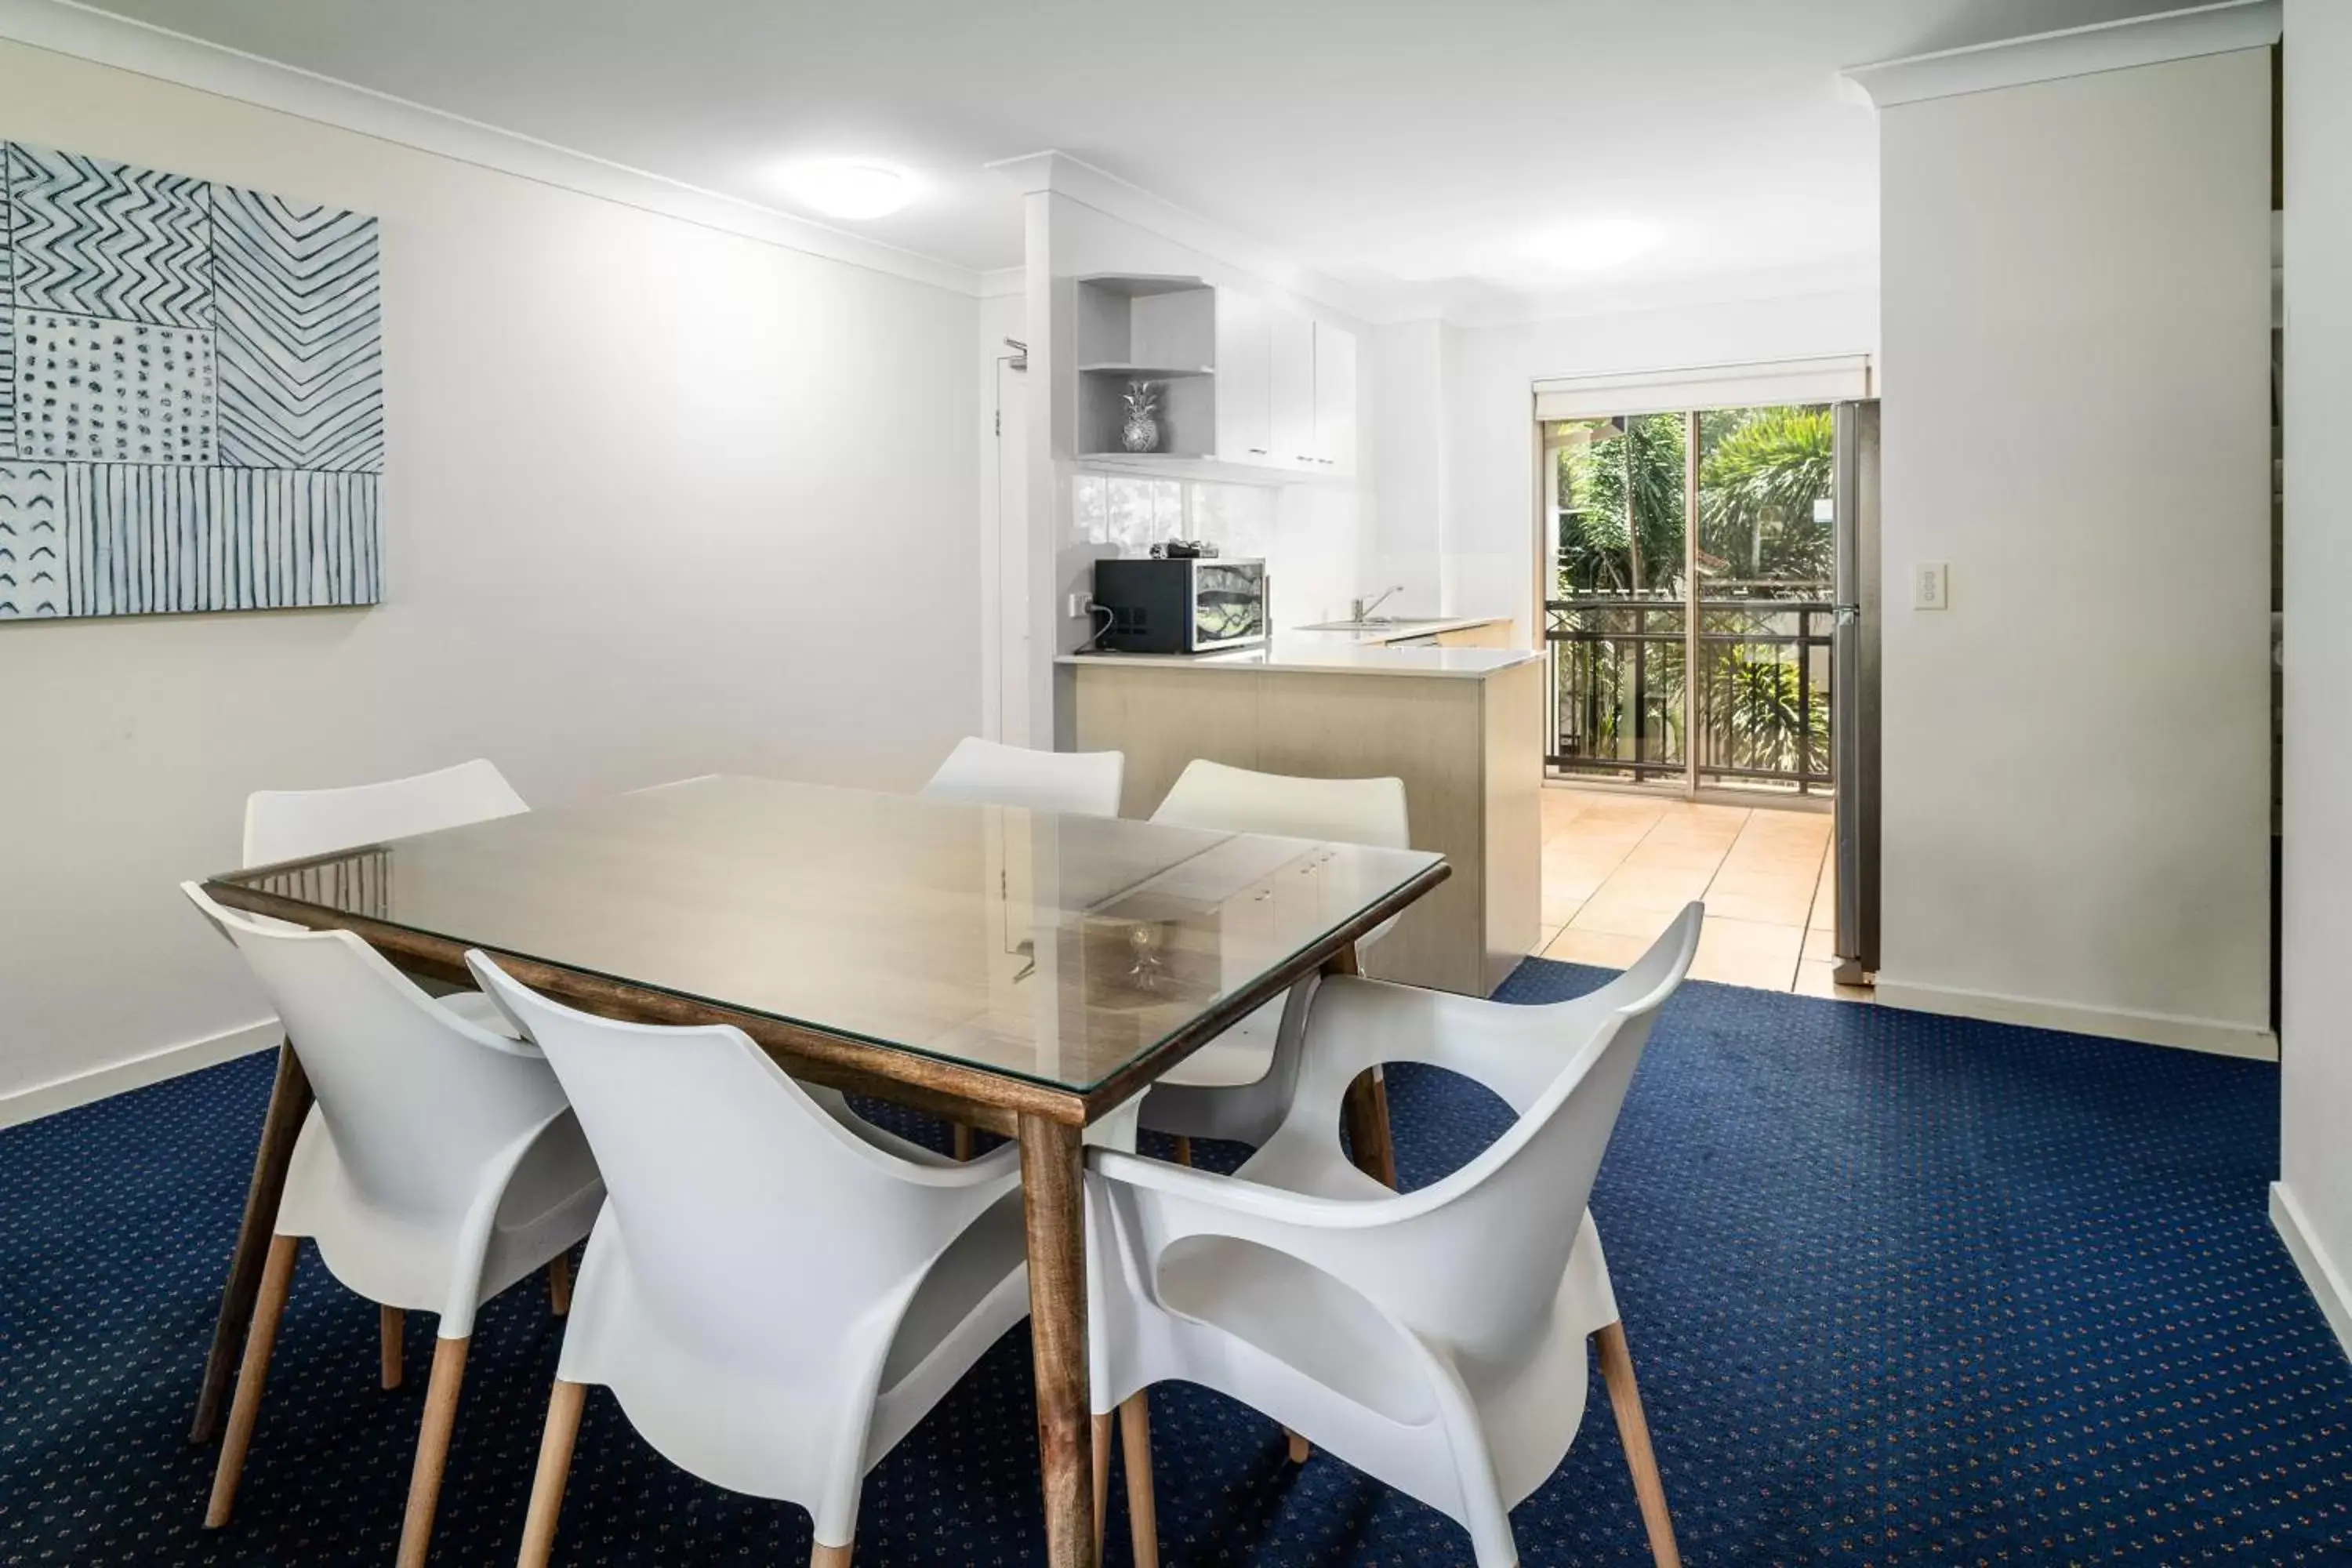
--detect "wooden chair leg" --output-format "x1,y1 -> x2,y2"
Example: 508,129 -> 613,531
547,1252 -> 572,1316
396,1335 -> 470,1568
205,1233 -> 298,1527
953,1123 -> 975,1161
811,1540 -> 854,1566
381,1305 -> 405,1389
191,1040 -> 310,1446
1120,1392 -> 1160,1568
1595,1320 -> 1682,1568
1286,1428 -> 1311,1463
517,1379 -> 586,1568
1172,1134 -> 1193,1167
1091,1410 -> 1112,1558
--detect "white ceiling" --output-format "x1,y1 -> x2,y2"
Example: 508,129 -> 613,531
80,0 -> 2190,315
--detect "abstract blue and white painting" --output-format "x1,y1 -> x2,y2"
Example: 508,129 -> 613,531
0,143 -> 382,620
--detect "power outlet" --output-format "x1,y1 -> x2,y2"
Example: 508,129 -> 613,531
1911,561 -> 1949,612
1066,593 -> 1091,619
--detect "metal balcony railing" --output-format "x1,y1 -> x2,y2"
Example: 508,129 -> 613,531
1544,592 -> 1835,794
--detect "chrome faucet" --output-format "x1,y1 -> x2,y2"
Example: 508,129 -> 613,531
1350,585 -> 1406,622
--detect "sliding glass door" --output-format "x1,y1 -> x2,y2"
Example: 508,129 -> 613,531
1544,402 -> 1838,797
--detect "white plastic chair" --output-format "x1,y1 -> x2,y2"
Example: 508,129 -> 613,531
1087,905 -> 1702,1568
242,757 -> 529,867
920,735 -> 1126,818
183,886 -> 604,1568
1141,760 -> 1412,1152
464,953 -> 1043,1568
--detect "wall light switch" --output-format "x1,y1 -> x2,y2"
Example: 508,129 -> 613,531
1912,561 -> 1949,612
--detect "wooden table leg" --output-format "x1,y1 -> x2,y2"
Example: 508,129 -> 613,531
1323,943 -> 1399,1189
191,1040 -> 313,1445
1018,1114 -> 1097,1568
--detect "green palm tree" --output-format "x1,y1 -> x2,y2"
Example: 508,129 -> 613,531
1698,405 -> 1833,586
1553,414 -> 1686,593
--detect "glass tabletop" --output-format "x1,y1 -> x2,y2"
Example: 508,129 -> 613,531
207,775 -> 1445,1094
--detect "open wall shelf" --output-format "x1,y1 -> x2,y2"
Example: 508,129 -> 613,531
1074,274 -> 1219,459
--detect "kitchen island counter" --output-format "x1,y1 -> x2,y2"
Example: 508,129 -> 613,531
1062,639 -> 1541,996
1054,643 -> 1537,679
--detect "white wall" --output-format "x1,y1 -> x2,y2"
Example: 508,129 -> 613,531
2277,0 -> 2352,1358
0,42 -> 982,1112
1875,49 -> 2273,1055
1374,289 -> 1881,642
1366,318 -> 1454,621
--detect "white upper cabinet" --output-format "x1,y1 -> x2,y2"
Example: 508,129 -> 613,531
1078,275 -> 1356,480
1312,320 -> 1357,474
1269,305 -> 1318,469
1214,289 -> 1272,463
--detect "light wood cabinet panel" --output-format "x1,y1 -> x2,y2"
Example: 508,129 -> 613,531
1069,659 -> 1544,996
1434,621 -> 1515,649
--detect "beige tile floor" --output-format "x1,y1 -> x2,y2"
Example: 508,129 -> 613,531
1539,786 -> 1874,1000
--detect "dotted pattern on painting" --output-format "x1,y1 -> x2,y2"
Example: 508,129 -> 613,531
0,964 -> 2344,1564
13,309 -> 216,463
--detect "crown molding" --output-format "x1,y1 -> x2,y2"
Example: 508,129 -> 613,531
0,0 -> 984,296
1388,259 -> 1882,332
1840,0 -> 2279,109
986,149 -> 1383,324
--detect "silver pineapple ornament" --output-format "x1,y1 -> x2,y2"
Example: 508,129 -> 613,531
1120,380 -> 1162,453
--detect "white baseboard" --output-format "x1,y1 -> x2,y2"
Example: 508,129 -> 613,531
2273,1182 -> 2352,1364
0,1018 -> 279,1131
1871,977 -> 2278,1061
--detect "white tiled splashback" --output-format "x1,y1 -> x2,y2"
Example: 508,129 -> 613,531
1070,474 -> 1274,561
1070,470 -> 1367,626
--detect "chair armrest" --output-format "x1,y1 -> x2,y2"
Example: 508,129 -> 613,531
875,1135 -> 1023,1192
1091,1148 -> 1439,1231
1088,1148 -> 1472,1339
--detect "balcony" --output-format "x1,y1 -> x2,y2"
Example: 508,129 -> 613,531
1544,591 -> 1835,796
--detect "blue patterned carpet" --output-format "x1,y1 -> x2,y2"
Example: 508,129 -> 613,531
2,962 -> 2347,1565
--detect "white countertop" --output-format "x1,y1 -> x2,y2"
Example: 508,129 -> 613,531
1285,615 -> 1511,645
1057,641 -> 1540,680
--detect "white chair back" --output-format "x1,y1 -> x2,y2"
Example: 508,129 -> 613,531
243,758 -> 528,867
1150,758 -> 1409,848
180,884 -> 568,1223
1153,758 -> 1411,949
920,736 -> 1125,818
466,953 -> 1009,1375
1346,907 -> 1696,1362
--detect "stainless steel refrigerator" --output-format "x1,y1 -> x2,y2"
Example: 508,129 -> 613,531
1831,400 -> 1882,983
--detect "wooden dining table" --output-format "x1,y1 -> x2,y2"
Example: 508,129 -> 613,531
187,773 -> 1447,1568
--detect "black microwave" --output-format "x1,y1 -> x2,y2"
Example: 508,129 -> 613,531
1092,558 -> 1267,654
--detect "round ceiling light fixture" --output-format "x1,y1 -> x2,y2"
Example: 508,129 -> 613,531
1522,217 -> 1666,273
777,158 -> 917,221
